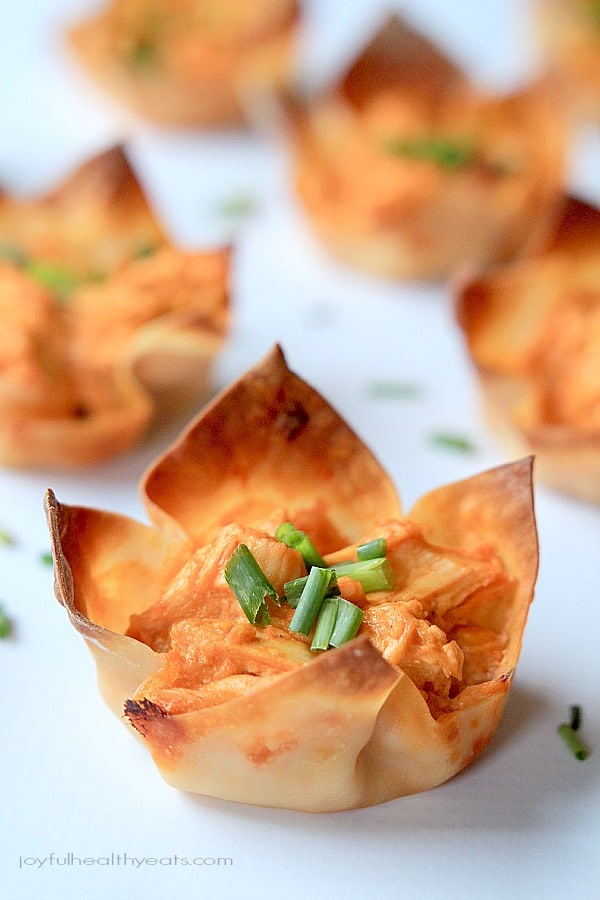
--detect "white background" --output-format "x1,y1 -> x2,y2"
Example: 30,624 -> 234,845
1,2 -> 599,899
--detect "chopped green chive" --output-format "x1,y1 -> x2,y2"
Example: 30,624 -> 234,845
366,381 -> 423,400
356,538 -> 387,562
0,527 -> 16,547
130,38 -> 158,68
217,194 -> 258,219
275,522 -> 326,569
570,705 -> 582,731
558,723 -> 589,761
429,432 -> 476,453
284,556 -> 393,601
327,557 -> 394,592
224,544 -> 280,626
136,241 -> 157,259
0,604 -> 13,639
384,136 -> 476,170
24,261 -> 81,301
289,566 -> 334,636
310,596 -> 339,651
329,598 -> 364,648
39,552 -> 53,567
0,243 -> 28,266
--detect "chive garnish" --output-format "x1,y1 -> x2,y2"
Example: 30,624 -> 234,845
384,136 -> 476,170
327,557 -> 394,592
224,544 -> 280,626
570,705 -> 582,731
0,244 -> 28,266
558,724 -> 589,761
276,522 -> 326,569
0,604 -> 13,639
310,596 -> 339,651
329,598 -> 364,648
289,567 -> 334,636
0,527 -> 16,547
130,38 -> 157,68
24,261 -> 81,301
217,194 -> 258,219
366,380 -> 423,400
429,432 -> 476,452
284,556 -> 393,601
356,538 -> 387,562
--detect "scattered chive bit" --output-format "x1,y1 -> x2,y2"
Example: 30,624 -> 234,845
569,705 -> 582,731
356,538 -> 387,562
329,597 -> 363,648
384,135 -> 476,170
429,432 -> 476,453
217,193 -> 259,219
366,381 -> 424,400
224,544 -> 280,626
0,604 -> 13,639
136,241 -> 157,259
0,243 -> 29,266
39,551 -> 53,567
558,723 -> 589,761
310,596 -> 339,651
289,566 -> 335,636
588,0 -> 600,28
0,527 -> 16,547
24,261 -> 81,301
275,522 -> 326,569
129,38 -> 158,68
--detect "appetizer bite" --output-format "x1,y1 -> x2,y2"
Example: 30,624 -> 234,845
535,0 -> 600,122
67,0 -> 301,127
0,146 -> 230,467
288,16 -> 567,279
456,197 -> 600,504
45,346 -> 538,811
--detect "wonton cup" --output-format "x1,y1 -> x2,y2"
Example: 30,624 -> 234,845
45,346 -> 538,812
455,196 -> 600,503
288,16 -> 567,280
0,146 -> 229,468
67,0 -> 300,128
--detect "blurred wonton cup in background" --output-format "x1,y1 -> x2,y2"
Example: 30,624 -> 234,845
0,146 -> 230,468
67,0 -> 302,128
287,16 -> 568,280
455,197 -> 600,504
46,346 -> 538,812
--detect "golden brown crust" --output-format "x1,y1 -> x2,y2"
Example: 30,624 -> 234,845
67,0 -> 300,127
288,16 -> 568,280
45,347 -> 538,811
455,197 -> 600,502
0,147 -> 230,468
142,344 -> 401,544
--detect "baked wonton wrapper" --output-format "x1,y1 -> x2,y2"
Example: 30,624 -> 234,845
45,346 -> 538,811
0,146 -> 229,468
67,0 -> 300,127
288,16 -> 567,280
455,196 -> 600,503
535,0 -> 600,123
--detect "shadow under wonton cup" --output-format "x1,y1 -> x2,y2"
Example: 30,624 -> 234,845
45,345 -> 538,811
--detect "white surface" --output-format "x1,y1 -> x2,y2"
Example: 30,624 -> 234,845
1,2 -> 599,899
